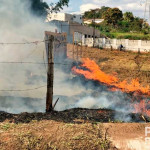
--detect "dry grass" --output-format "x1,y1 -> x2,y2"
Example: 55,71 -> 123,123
67,44 -> 150,87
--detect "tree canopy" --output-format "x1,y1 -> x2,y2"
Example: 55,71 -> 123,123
83,6 -> 150,35
124,12 -> 134,22
29,0 -> 69,18
29,0 -> 49,17
83,6 -> 110,19
102,8 -> 123,26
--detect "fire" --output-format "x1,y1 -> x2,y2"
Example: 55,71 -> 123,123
72,58 -> 150,117
72,58 -> 150,96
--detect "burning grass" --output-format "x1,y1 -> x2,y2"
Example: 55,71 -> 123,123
72,58 -> 150,96
67,44 -> 150,87
72,58 -> 150,118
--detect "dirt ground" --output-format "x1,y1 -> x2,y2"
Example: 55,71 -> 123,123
67,44 -> 150,87
0,109 -> 149,150
0,114 -> 149,150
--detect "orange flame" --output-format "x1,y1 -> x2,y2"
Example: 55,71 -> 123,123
72,58 -> 150,96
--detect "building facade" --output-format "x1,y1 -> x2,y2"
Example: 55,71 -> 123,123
47,20 -> 101,44
46,13 -> 83,24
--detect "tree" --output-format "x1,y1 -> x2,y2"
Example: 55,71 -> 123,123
83,6 -> 110,19
50,0 -> 69,13
29,0 -> 69,18
124,12 -> 134,22
129,17 -> 144,32
103,8 -> 123,26
29,0 -> 49,17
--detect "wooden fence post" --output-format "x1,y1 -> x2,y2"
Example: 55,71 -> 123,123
46,35 -> 54,112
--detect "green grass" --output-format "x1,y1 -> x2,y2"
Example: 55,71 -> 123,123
102,32 -> 150,40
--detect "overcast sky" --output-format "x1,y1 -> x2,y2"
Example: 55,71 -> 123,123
44,0 -> 147,18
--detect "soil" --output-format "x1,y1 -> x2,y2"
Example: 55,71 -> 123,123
0,109 -> 149,150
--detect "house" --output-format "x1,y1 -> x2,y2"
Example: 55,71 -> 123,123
46,13 -> 83,24
84,19 -> 104,25
47,20 -> 101,44
46,12 -> 101,44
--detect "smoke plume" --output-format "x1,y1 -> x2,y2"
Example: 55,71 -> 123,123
0,0 -> 146,123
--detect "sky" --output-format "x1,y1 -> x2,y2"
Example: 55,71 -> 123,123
44,0 -> 147,18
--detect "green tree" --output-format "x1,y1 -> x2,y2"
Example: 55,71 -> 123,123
83,6 -> 110,19
29,0 -> 49,17
117,20 -> 130,32
124,12 -> 134,22
129,17 -> 144,32
50,0 -> 69,13
29,0 -> 69,18
103,8 -> 123,26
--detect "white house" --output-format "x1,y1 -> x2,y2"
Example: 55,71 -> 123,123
84,19 -> 104,25
46,13 -> 83,24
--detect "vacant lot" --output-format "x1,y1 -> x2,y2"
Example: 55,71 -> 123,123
67,44 -> 150,87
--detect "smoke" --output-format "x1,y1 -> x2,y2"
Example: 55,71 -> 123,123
0,0 -> 51,113
0,0 -> 91,114
0,0 -> 146,123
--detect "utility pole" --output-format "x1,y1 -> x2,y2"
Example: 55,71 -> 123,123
45,35 -> 54,112
93,11 -> 96,48
91,9 -> 96,47
144,0 -> 150,23
73,32 -> 75,59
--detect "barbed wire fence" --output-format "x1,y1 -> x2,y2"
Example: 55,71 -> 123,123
0,38 -> 70,92
0,32 -> 149,92
0,31 -> 150,113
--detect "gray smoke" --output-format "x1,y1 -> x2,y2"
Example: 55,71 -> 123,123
0,0 -> 145,122
0,0 -> 52,113
0,0 -> 91,114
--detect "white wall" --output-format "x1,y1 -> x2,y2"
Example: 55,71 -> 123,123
83,38 -> 150,52
46,13 -> 83,24
46,13 -> 65,22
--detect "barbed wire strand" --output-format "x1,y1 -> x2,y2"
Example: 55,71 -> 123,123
0,85 -> 46,92
0,38 -> 65,45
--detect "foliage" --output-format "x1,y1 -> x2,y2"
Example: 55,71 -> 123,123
124,12 -> 134,22
29,0 -> 69,18
102,8 -> 123,26
104,32 -> 150,40
29,0 -> 49,17
50,0 -> 69,13
83,6 -> 110,19
83,6 -> 150,39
